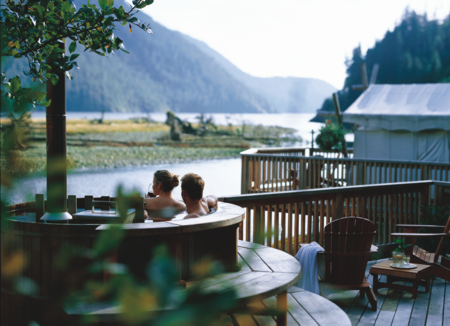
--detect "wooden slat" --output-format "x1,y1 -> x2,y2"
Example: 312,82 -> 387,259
274,205 -> 279,250
287,203 -> 293,255
301,202 -> 306,243
281,203 -> 286,252
246,207 -> 251,242
294,202 -> 299,253
267,205 -> 273,247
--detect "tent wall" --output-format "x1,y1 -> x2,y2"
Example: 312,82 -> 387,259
354,129 -> 450,162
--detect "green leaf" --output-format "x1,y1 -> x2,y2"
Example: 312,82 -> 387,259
39,100 -> 51,107
48,74 -> 59,85
35,92 -> 47,102
98,0 -> 108,10
10,76 -> 21,93
34,4 -> 45,17
127,17 -> 138,23
69,41 -> 77,54
69,53 -> 79,61
106,0 -> 114,9
14,41 -> 20,49
65,71 -> 73,80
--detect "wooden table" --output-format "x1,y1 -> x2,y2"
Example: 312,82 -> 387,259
369,260 -> 432,299
65,240 -> 349,325
189,241 -> 350,326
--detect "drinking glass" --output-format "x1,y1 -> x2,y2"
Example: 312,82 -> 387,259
403,255 -> 411,265
147,182 -> 156,198
392,251 -> 404,267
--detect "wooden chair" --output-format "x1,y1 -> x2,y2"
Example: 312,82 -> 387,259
290,157 -> 338,190
319,216 -> 378,311
391,215 -> 450,282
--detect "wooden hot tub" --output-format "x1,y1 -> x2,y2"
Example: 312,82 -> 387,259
1,197 -> 244,325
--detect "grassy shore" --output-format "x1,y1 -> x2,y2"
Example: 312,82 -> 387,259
1,117 -> 300,173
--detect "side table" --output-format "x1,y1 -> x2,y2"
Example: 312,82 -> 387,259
369,260 -> 432,299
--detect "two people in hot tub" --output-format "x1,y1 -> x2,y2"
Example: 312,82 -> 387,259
144,170 -> 218,219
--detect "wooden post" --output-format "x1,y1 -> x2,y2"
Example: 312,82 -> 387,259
361,62 -> 368,90
134,197 -> 145,223
356,162 -> 364,185
84,195 -> 93,210
421,165 -> 429,181
35,194 -> 45,222
67,195 -> 77,215
41,40 -> 71,222
332,93 -> 348,158
332,193 -> 344,220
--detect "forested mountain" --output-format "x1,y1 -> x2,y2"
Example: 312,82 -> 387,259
2,0 -> 334,114
183,35 -> 336,113
316,10 -> 450,119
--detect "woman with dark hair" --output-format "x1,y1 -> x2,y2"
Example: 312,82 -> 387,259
145,170 -> 186,214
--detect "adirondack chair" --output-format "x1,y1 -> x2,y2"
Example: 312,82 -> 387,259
290,157 -> 338,189
391,215 -> 450,282
319,216 -> 378,311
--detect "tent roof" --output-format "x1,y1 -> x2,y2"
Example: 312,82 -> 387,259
343,84 -> 450,132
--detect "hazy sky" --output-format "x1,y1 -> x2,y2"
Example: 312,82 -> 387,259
143,0 -> 450,89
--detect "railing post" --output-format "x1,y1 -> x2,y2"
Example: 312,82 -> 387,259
419,185 -> 430,224
332,193 -> 344,220
434,185 -> 443,207
241,155 -> 248,194
35,194 -> 45,222
421,165 -> 429,180
299,159 -> 307,189
68,195 -> 77,215
356,161 -> 364,185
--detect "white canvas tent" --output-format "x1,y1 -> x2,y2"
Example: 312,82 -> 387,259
343,84 -> 450,162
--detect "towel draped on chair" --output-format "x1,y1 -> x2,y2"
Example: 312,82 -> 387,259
295,241 -> 324,294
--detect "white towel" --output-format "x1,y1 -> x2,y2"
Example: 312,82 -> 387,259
295,241 -> 324,295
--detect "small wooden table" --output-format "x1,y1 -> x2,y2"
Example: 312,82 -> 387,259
369,260 -> 432,299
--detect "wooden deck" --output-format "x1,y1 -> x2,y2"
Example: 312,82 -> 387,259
324,260 -> 450,326
230,259 -> 449,326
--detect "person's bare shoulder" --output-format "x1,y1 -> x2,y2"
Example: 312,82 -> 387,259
205,195 -> 218,210
145,197 -> 160,210
184,213 -> 200,219
173,200 -> 186,210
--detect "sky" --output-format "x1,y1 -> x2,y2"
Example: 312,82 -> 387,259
143,0 -> 450,89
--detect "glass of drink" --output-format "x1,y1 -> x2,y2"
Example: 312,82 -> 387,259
403,255 -> 411,265
147,182 -> 156,198
392,251 -> 405,267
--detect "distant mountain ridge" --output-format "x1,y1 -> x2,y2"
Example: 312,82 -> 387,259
183,35 -> 336,113
3,2 -> 335,114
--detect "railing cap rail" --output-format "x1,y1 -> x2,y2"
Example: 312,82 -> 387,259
220,180 -> 438,202
240,151 -> 450,166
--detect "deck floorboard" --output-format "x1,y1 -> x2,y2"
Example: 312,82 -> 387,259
232,259 -> 448,326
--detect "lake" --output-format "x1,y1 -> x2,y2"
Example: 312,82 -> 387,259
3,158 -> 242,205
4,112 -> 352,204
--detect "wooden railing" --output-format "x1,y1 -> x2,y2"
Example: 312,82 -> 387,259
220,181 -> 450,256
241,149 -> 450,194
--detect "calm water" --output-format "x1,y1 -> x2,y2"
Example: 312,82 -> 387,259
3,158 -> 242,205
4,112 -> 351,204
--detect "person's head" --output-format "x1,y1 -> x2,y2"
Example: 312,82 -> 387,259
181,173 -> 204,201
153,170 -> 180,193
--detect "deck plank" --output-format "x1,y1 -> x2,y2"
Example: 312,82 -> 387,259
390,288 -> 414,326
426,276 -> 445,326
444,280 -> 450,326
407,282 -> 431,326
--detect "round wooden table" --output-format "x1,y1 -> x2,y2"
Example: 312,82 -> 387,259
66,241 -> 350,326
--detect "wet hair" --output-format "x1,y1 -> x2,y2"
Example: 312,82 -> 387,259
181,173 -> 204,200
153,170 -> 180,192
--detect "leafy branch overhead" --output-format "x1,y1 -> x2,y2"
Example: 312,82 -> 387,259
1,0 -> 154,111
